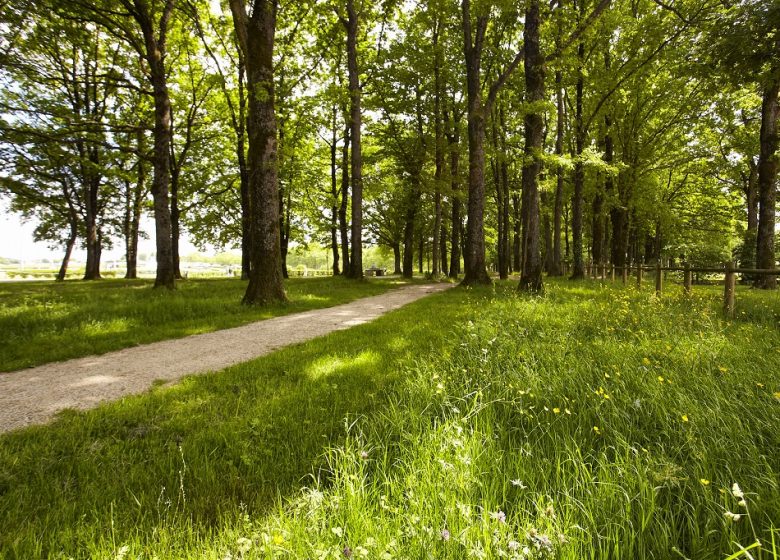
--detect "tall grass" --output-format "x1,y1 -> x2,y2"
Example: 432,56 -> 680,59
0,280 -> 778,558
0,276 -> 417,371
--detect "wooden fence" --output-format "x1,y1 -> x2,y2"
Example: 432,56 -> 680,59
561,261 -> 779,318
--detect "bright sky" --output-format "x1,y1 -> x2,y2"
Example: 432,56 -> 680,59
0,199 -> 200,263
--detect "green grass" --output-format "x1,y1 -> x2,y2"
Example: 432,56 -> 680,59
1,279 -> 779,559
0,276 -> 422,372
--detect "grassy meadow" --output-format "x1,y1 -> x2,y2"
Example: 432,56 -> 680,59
0,276 -> 419,372
0,279 -> 779,558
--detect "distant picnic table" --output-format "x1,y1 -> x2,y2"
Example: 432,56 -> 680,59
364,266 -> 387,277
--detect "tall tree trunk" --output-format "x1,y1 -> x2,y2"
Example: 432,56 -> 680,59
345,0 -> 363,279
330,106 -> 341,275
58,203 -> 78,282
513,194 -> 521,272
543,193 -> 554,273
237,56 -> 251,280
499,105 -> 511,278
418,233 -> 424,274
230,0 -> 287,304
491,115 -> 507,278
461,3 -> 491,285
446,104 -> 462,278
402,188 -> 418,278
440,224 -> 449,277
755,78 -> 779,289
134,1 -> 176,290
339,108 -> 350,275
519,0 -> 544,292
392,242 -> 402,275
570,0 -> 586,280
170,168 -> 182,279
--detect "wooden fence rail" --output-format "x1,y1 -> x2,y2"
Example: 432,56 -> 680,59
568,261 -> 779,318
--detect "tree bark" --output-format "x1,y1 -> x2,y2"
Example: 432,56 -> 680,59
392,242 -> 402,275
755,77 -> 779,289
330,106 -> 341,275
345,0 -> 363,279
339,106 -> 350,275
230,0 -> 287,304
461,2 -> 491,285
519,0 -> 544,292
124,138 -> 145,279
446,104 -> 462,278
570,18 -> 586,280
132,0 -> 176,289
513,194 -> 521,272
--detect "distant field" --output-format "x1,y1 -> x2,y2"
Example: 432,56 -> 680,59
0,276 -> 421,371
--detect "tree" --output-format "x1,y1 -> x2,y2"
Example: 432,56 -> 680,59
230,0 -> 287,304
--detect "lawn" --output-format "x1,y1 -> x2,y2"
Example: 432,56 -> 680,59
0,279 -> 779,559
0,276 -> 421,372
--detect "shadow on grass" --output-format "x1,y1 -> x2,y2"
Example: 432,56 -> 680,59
0,289 -> 463,558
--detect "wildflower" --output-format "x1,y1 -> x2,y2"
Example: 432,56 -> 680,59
681,414 -> 689,423
490,510 -> 506,523
658,376 -> 664,383
528,528 -> 538,538
360,450 -> 369,460
343,546 -> 353,557
511,479 -> 527,489
700,479 -> 710,486
545,504 -> 555,518
718,366 -> 728,373
724,511 -> 742,522
441,529 -> 451,542
355,546 -> 369,558
332,527 -> 344,538
558,533 -> 567,544
507,540 -> 520,551
732,483 -> 744,499
774,392 -> 780,400
565,408 -> 572,415
593,426 -> 601,434
738,499 -> 747,508
237,537 -> 252,554
643,357 -> 651,366
272,534 -> 285,546
553,407 -> 561,414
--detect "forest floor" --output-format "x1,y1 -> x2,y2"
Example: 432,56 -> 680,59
0,282 -> 453,433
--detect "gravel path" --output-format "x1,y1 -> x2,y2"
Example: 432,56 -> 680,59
0,282 -> 453,434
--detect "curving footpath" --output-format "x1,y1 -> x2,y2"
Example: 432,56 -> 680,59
0,282 -> 453,434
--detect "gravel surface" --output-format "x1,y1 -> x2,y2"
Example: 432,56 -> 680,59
0,282 -> 453,434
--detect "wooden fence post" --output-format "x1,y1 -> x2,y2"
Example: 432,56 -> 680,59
724,261 -> 736,318
637,264 -> 642,289
684,262 -> 692,295
655,262 -> 662,296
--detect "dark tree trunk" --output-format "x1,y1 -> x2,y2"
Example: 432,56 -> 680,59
134,0 -> 176,290
237,56 -> 251,280
432,23 -> 443,276
461,3 -> 491,285
418,233 -> 424,274
446,104 -> 462,278
58,216 -> 78,282
339,109 -> 350,275
513,194 -> 521,272
170,170 -> 182,279
403,194 -> 416,278
440,224 -> 449,277
230,0 -> 287,304
330,106 -> 341,275
571,28 -> 585,280
392,242 -> 402,275
543,194 -> 554,273
519,0 -> 544,292
755,78 -> 779,289
491,116 -> 507,278
345,0 -> 363,279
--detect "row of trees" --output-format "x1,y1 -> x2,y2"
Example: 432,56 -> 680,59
1,0 -> 777,302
